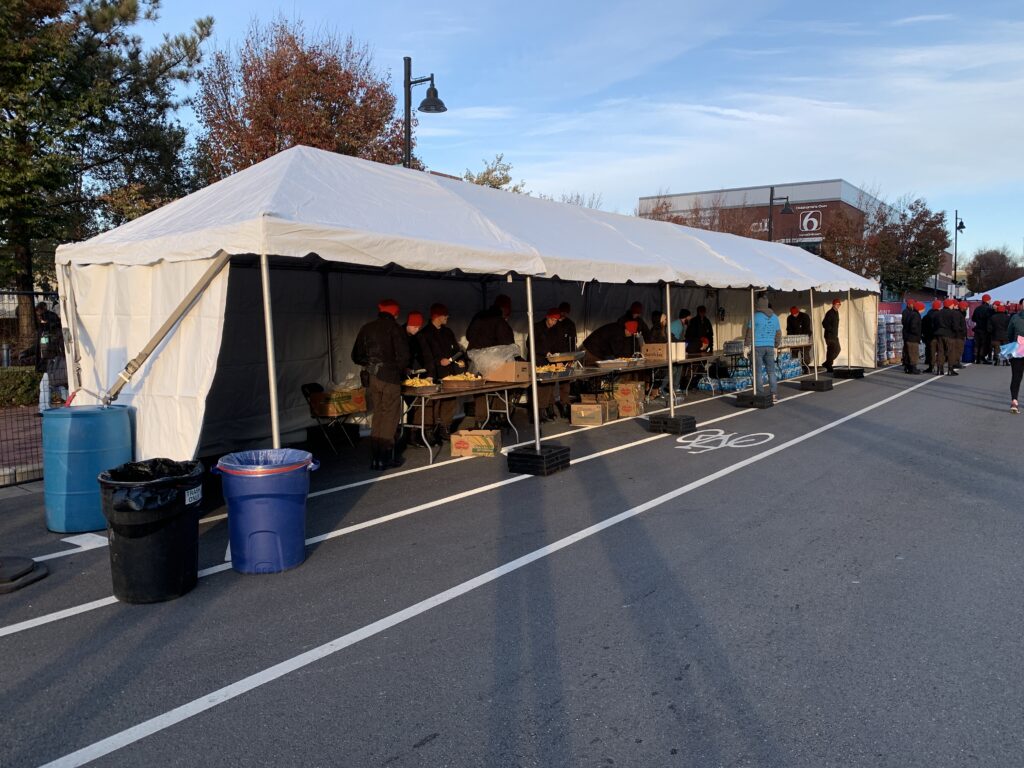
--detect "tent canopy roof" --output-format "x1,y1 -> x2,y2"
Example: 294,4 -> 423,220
967,276 -> 1024,304
56,145 -> 877,293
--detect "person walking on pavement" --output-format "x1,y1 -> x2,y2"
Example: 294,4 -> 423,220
901,301 -> 922,373
352,299 -> 411,470
988,303 -> 1011,365
1006,300 -> 1024,413
972,295 -> 995,364
822,298 -> 842,372
744,294 -> 782,402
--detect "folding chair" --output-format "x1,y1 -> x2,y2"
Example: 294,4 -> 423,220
302,383 -> 355,453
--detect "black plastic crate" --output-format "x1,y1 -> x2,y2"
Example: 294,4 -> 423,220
799,379 -> 834,391
648,414 -> 697,435
734,392 -> 774,409
507,445 -> 571,476
833,367 -> 865,379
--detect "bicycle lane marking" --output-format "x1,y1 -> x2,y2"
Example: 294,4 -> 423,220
37,370 -> 942,768
3,365 -> 899,639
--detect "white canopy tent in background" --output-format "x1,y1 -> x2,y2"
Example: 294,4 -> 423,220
55,145 -> 878,461
967,277 -> 1024,305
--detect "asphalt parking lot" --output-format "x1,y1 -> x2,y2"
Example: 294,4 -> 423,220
3,364 -> 1024,768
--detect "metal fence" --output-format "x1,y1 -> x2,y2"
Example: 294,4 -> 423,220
1,290 -> 60,486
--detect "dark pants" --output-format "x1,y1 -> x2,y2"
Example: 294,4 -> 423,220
824,337 -> 840,369
1011,358 -> 1024,401
975,333 -> 990,362
903,340 -> 920,368
369,375 -> 401,450
924,337 -> 933,368
993,340 -> 1007,362
932,337 -> 949,371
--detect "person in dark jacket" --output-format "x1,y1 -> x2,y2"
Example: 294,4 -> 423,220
466,294 -> 515,349
972,294 -> 995,364
901,301 -> 922,373
1006,301 -> 1024,413
786,306 -> 811,336
529,308 -> 573,420
558,302 -> 578,351
931,299 -> 957,376
583,320 -> 637,365
418,304 -> 464,441
951,301 -> 968,369
618,302 -> 650,340
352,299 -> 411,469
822,298 -> 842,372
404,311 -> 426,373
466,294 -> 515,427
988,303 -> 1011,364
648,311 -> 669,343
684,305 -> 713,353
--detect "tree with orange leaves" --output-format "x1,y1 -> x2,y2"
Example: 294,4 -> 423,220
194,18 -> 406,182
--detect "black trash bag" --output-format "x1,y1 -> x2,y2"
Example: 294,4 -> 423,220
100,459 -> 204,517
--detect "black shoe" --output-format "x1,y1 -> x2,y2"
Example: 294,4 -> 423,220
949,370 -> 959,376
387,448 -> 405,468
437,425 -> 451,442
557,402 -> 571,419
370,449 -> 385,471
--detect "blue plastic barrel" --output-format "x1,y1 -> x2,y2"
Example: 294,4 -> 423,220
214,449 -> 318,574
962,338 -> 974,363
42,405 -> 133,532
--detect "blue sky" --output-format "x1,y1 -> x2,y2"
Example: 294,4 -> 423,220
146,0 -> 1023,261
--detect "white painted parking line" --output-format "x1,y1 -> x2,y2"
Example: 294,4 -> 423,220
38,371 -> 940,768
4,365 -> 904,639
33,534 -> 108,562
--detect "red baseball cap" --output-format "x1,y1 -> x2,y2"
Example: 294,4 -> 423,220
983,294 -> 992,302
932,300 -> 943,310
546,308 -> 561,320
378,299 -> 399,317
915,302 -> 925,311
790,306 -> 799,315
406,311 -> 424,327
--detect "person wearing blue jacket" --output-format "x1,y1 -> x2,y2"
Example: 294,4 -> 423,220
744,294 -> 783,401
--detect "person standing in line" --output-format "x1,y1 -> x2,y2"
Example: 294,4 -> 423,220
932,299 -> 957,376
988,303 -> 1011,365
352,299 -> 411,470
972,294 -> 995,364
952,301 -> 968,369
901,301 -> 922,374
822,298 -> 842,372
744,294 -> 782,402
921,300 -> 937,372
1005,300 -> 1024,413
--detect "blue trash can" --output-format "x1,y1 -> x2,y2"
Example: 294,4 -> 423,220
214,449 -> 318,574
962,338 -> 974,363
42,405 -> 133,532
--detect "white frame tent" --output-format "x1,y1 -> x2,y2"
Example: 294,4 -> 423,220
55,146 -> 878,461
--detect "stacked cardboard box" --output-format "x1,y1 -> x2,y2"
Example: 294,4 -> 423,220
450,429 -> 502,457
571,401 -> 618,426
614,381 -> 645,418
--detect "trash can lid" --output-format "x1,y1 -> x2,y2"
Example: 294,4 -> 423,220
216,449 -> 313,476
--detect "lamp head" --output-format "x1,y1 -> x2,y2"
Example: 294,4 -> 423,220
418,82 -> 447,113
780,199 -> 794,215
956,219 -> 966,233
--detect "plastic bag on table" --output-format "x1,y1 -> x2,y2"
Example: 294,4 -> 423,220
467,344 -> 520,376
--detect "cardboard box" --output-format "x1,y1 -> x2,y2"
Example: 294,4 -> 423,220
571,401 -> 618,426
450,429 -> 502,457
580,392 -> 614,403
486,361 -> 531,382
310,388 -> 367,416
614,382 -> 645,401
641,342 -> 688,362
616,398 -> 645,418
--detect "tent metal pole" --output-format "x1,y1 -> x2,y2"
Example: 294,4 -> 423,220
750,288 -> 757,394
810,287 -> 818,381
665,282 -> 675,416
61,264 -> 82,391
260,252 -> 281,448
323,270 -> 336,382
104,252 -> 231,404
847,288 -> 852,369
525,275 -> 542,451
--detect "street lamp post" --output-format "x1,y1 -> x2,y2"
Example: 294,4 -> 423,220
766,185 -> 795,242
952,209 -> 966,298
403,56 -> 447,169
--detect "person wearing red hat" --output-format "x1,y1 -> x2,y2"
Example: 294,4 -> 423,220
951,301 -> 968,370
583,317 -> 638,366
529,308 -> 575,421
352,299 -> 411,469
821,298 -> 842,372
786,305 -> 811,336
618,301 -> 651,340
685,305 -> 714,354
988,302 -> 1011,364
932,299 -> 959,375
404,311 -> 426,372
901,300 -> 922,373
921,300 -> 942,372
417,304 -> 464,442
972,294 -> 995,363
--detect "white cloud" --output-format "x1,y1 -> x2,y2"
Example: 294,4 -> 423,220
890,14 -> 955,26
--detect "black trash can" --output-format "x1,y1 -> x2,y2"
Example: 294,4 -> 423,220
98,458 -> 204,604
